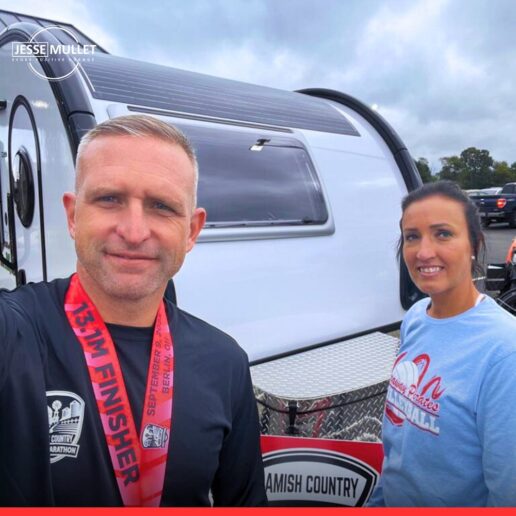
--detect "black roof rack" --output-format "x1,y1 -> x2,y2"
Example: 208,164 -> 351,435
0,8 -> 108,53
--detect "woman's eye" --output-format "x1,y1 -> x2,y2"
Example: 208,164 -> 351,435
437,230 -> 452,238
404,233 -> 418,242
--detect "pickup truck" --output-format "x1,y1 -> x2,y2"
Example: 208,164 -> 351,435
472,183 -> 516,228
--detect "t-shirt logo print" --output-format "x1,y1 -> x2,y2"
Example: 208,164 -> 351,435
47,390 -> 86,463
385,353 -> 445,436
141,423 -> 169,449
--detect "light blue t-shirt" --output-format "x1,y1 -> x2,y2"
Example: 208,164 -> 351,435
369,296 -> 516,507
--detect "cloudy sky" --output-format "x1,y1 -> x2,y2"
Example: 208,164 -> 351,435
1,0 -> 515,171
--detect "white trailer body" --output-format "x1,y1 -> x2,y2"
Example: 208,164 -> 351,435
0,10 -> 426,506
0,13 -> 421,364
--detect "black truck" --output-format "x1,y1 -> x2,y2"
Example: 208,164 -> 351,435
472,183 -> 516,228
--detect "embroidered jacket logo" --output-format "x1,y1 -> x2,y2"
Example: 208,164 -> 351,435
47,390 -> 85,463
385,353 -> 445,436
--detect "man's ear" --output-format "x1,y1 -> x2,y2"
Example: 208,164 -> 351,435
186,207 -> 207,252
62,192 -> 77,240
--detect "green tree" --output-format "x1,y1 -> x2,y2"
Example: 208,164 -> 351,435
436,150 -> 516,188
459,147 -> 494,189
438,155 -> 463,184
415,157 -> 435,183
510,162 -> 516,182
492,161 -> 513,186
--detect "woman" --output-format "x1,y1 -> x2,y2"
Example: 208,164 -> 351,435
369,181 -> 516,507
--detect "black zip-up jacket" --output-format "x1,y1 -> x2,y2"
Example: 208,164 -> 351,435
0,277 -> 266,506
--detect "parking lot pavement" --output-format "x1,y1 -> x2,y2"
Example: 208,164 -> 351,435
481,224 -> 515,299
484,224 -> 516,263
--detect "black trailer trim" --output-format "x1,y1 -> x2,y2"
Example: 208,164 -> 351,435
8,96 -> 47,283
298,89 -> 425,310
298,88 -> 422,192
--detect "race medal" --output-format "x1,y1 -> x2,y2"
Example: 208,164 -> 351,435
64,274 -> 173,506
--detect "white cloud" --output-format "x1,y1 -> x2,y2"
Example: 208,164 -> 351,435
444,45 -> 484,81
0,0 -> 121,53
134,41 -> 310,90
2,0 -> 515,166
365,0 -> 448,41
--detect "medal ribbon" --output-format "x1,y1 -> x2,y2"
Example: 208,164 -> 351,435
64,274 -> 173,506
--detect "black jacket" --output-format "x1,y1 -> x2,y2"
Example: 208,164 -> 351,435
0,277 -> 266,506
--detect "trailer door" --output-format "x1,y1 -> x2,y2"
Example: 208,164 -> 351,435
0,96 -> 46,287
0,132 -> 17,289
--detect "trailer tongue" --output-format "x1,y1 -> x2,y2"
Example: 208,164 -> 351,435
253,332 -> 398,506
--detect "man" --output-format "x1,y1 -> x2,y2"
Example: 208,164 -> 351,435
0,115 -> 267,506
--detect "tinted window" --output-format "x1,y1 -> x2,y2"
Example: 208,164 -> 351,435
177,124 -> 328,227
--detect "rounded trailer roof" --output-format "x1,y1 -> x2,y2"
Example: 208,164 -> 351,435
80,53 -> 360,136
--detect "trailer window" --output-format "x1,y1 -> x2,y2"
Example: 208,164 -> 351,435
177,124 -> 328,227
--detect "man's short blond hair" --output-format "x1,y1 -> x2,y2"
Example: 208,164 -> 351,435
76,114 -> 199,206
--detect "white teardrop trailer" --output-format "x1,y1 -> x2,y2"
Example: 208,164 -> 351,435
0,10 -> 422,507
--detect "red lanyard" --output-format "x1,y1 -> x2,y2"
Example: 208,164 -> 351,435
64,274 -> 173,506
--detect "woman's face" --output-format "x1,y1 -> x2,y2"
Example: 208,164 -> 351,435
401,195 -> 474,303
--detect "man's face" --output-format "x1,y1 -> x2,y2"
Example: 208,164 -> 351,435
63,135 -> 205,305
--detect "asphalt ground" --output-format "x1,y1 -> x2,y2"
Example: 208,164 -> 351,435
483,223 -> 516,264
480,223 -> 515,299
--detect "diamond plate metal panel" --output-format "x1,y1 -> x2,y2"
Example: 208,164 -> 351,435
251,332 -> 399,442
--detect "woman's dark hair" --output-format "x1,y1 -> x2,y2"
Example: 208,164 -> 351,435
397,180 -> 486,276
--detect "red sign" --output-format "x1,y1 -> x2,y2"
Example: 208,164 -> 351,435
261,435 -> 383,507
